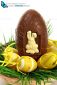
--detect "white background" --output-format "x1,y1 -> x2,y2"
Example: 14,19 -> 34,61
0,0 -> 57,43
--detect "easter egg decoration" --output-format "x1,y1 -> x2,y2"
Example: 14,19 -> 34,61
26,31 -> 39,54
4,46 -> 18,54
17,56 -> 37,72
47,39 -> 57,55
2,52 -> 20,67
37,52 -> 57,69
16,9 -> 48,61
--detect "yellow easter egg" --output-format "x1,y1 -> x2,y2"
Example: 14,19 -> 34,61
52,40 -> 57,47
17,56 -> 37,72
48,39 -> 55,47
48,39 -> 57,47
4,46 -> 18,53
47,46 -> 57,55
47,39 -> 57,54
3,52 -> 20,66
37,52 -> 57,69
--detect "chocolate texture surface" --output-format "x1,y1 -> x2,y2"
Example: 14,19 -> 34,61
16,9 -> 48,61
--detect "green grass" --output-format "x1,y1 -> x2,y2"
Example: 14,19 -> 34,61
0,65 -> 57,85
47,20 -> 53,36
0,40 -> 57,85
0,21 -> 54,85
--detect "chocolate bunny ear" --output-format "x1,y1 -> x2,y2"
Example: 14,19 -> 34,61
27,31 -> 32,39
32,33 -> 37,38
15,9 -> 48,61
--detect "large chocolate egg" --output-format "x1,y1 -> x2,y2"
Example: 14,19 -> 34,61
15,9 -> 48,61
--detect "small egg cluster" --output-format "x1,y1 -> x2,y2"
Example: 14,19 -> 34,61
1,46 -> 37,72
1,39 -> 57,73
